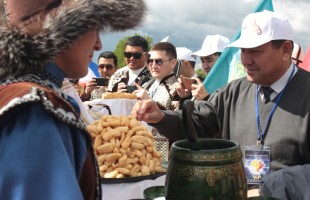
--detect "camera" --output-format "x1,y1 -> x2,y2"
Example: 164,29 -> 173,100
93,78 -> 109,86
126,85 -> 137,93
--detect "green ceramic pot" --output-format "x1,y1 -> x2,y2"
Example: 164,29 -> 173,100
165,139 -> 247,200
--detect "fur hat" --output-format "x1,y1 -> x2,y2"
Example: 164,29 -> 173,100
0,0 -> 147,80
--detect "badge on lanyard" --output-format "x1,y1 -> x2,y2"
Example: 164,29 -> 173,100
244,146 -> 270,184
244,65 -> 296,184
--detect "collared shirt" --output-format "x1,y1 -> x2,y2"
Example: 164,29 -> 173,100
259,62 -> 298,102
148,80 -> 160,97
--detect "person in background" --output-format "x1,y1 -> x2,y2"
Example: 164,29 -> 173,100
193,34 -> 230,74
175,47 -> 209,102
177,34 -> 230,101
134,42 -> 180,111
174,47 -> 198,79
81,51 -> 118,101
133,42 -> 180,161
0,0 -> 146,200
107,35 -> 152,93
132,10 -> 310,199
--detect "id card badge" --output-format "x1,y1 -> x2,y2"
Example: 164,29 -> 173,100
244,146 -> 270,184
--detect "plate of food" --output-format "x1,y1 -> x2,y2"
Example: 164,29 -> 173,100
87,114 -> 167,184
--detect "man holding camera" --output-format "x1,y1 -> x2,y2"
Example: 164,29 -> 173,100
80,51 -> 118,101
107,35 -> 152,93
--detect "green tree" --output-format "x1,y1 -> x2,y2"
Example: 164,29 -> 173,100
114,34 -> 153,68
196,68 -> 207,80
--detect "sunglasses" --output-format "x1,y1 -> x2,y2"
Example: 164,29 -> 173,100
147,58 -> 172,66
98,64 -> 114,70
124,52 -> 146,59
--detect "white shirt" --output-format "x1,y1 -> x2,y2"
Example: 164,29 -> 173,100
128,67 -> 145,85
259,62 -> 297,102
148,80 -> 160,97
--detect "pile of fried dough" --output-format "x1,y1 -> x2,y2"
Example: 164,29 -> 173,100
87,115 -> 164,178
102,92 -> 137,99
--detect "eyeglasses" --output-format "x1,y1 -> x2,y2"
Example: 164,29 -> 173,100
147,58 -> 172,66
98,64 -> 114,70
123,52 -> 146,59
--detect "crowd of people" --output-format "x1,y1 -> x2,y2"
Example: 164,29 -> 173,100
131,10 -> 310,200
75,10 -> 309,198
0,0 -> 309,199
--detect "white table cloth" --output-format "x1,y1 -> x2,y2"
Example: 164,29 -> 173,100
85,98 -> 137,115
100,174 -> 258,199
101,175 -> 166,200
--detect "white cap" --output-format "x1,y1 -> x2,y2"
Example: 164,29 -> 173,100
226,10 -> 293,48
193,34 -> 230,57
292,43 -> 304,62
176,47 -> 196,62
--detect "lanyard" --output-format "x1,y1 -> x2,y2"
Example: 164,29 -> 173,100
255,66 -> 295,146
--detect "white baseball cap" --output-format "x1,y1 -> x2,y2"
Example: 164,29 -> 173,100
193,34 -> 230,57
226,10 -> 293,48
176,47 -> 196,62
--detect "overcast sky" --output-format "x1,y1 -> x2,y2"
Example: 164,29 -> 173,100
93,0 -> 310,65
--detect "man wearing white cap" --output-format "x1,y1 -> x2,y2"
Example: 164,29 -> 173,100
193,34 -> 230,74
132,10 -> 310,199
176,47 -> 209,101
175,47 -> 197,78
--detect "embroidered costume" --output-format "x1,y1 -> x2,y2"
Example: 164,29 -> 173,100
142,73 -> 180,161
143,74 -> 180,111
0,0 -> 146,199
